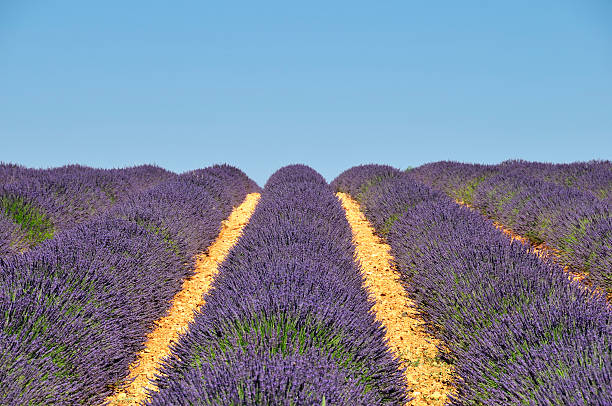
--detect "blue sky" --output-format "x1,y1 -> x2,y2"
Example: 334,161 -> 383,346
1,1 -> 610,185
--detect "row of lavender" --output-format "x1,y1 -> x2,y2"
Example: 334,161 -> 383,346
333,165 -> 611,405
409,160 -> 612,294
408,160 -> 612,202
0,163 -> 176,256
0,165 -> 259,405
146,165 -> 407,405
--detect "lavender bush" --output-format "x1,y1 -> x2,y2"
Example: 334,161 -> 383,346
149,342 -> 380,405
0,164 -> 176,253
0,213 -> 28,257
333,166 -> 611,406
409,160 -> 612,294
148,165 -> 408,405
0,165 -> 256,405
331,163 -> 400,201
0,162 -> 33,186
410,160 -> 612,202
181,163 -> 261,217
498,159 -> 612,200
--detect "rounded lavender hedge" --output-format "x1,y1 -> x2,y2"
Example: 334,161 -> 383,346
181,163 -> 260,216
149,342 -> 380,405
148,165 -> 408,405
0,165 -> 257,405
263,163 -> 328,190
330,163 -> 400,201
0,217 -> 186,404
333,165 -> 611,406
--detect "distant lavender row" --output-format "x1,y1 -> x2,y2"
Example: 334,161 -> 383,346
332,165 -> 611,405
409,160 -> 612,201
409,160 -> 612,294
180,164 -> 261,217
501,159 -> 612,200
0,163 -> 177,255
0,165 -> 258,405
148,165 -> 407,405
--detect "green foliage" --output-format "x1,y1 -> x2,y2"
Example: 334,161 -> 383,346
356,176 -> 388,203
524,229 -> 545,245
380,214 -> 399,236
596,188 -> 610,199
0,195 -> 54,246
134,218 -> 181,256
102,186 -> 117,203
557,215 -> 607,274
558,217 -> 591,257
189,312 -> 377,393
455,175 -> 487,204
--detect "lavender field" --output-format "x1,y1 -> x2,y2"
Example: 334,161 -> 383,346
0,162 -> 610,405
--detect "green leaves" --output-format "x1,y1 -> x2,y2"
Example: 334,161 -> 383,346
0,195 -> 54,247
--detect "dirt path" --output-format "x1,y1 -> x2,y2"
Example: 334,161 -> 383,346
105,193 -> 260,405
337,193 -> 454,406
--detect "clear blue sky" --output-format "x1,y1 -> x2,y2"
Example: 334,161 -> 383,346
1,1 -> 610,185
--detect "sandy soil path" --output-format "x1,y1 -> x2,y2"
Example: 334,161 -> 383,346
337,193 -> 454,406
105,193 -> 260,405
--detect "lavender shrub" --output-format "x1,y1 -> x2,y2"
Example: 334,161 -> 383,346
181,163 -> 261,217
0,164 -> 176,253
0,214 -> 27,257
409,161 -> 612,294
